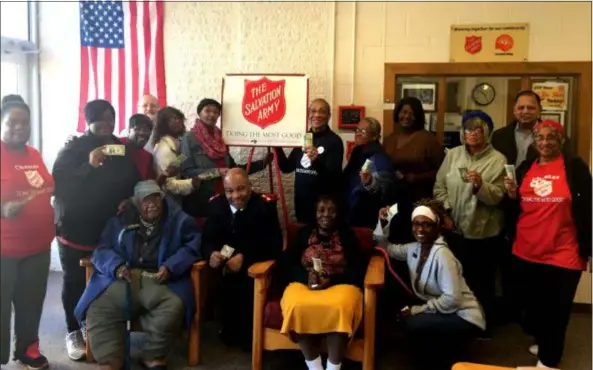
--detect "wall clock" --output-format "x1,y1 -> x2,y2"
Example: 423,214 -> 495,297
471,83 -> 496,106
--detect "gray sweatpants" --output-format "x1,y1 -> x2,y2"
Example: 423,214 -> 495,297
86,274 -> 184,364
0,251 -> 50,364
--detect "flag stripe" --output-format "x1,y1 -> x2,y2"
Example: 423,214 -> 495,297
77,0 -> 166,134
154,1 -> 166,107
117,48 -> 126,134
147,2 -> 157,95
130,1 -> 140,126
142,0 -> 151,95
77,47 -> 90,132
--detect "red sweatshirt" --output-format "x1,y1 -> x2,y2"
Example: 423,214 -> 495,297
120,137 -> 155,180
1,142 -> 55,257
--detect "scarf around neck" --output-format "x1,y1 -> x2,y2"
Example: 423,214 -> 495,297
301,229 -> 346,276
191,119 -> 228,160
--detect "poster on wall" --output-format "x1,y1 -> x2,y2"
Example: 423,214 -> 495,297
541,111 -> 565,126
221,74 -> 309,147
532,81 -> 569,111
449,23 -> 529,62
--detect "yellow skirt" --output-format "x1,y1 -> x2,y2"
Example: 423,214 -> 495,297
280,282 -> 363,336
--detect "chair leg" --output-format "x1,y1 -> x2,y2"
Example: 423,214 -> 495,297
251,278 -> 267,370
188,316 -> 200,366
86,326 -> 94,362
362,288 -> 376,370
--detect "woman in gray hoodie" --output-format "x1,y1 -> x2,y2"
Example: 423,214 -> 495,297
377,199 -> 485,370
433,110 -> 506,337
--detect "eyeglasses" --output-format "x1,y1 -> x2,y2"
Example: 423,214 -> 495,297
355,128 -> 368,134
464,127 -> 484,135
533,134 -> 560,142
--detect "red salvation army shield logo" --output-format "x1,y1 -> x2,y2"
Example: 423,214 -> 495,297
464,35 -> 482,55
242,77 -> 287,129
25,170 -> 45,189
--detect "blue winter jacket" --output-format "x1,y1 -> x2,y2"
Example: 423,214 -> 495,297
343,141 -> 397,228
74,197 -> 202,328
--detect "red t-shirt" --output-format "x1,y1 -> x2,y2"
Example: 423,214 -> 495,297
513,157 -> 586,271
1,142 -> 55,257
120,137 -> 155,180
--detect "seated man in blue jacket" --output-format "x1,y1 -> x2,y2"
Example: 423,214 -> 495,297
74,180 -> 201,370
343,117 -> 397,228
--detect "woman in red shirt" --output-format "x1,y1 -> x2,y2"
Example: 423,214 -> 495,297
0,99 -> 54,369
504,120 -> 591,368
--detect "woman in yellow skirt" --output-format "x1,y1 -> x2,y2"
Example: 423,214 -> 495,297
279,195 -> 368,370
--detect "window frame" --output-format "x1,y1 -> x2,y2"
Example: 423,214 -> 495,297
0,1 -> 41,151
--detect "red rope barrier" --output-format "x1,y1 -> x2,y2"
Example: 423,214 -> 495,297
374,246 -> 415,297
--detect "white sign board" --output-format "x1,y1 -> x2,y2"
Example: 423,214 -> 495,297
221,74 -> 309,147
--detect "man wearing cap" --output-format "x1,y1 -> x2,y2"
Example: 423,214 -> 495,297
201,168 -> 283,350
74,180 -> 201,370
120,94 -> 160,153
120,113 -> 156,180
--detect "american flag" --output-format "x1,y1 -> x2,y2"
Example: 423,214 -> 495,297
77,0 -> 166,133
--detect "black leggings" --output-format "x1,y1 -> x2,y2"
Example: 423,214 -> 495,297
1,252 -> 50,363
513,256 -> 581,367
58,242 -> 92,333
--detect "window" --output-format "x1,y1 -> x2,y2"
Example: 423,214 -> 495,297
1,1 -> 40,150
0,1 -> 30,40
0,62 -> 20,98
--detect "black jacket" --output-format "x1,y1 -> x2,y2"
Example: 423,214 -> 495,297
52,132 -> 140,246
504,154 -> 592,258
491,121 -> 573,166
275,127 -> 344,224
201,192 -> 283,273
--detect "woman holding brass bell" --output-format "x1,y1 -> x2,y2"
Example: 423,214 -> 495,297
278,195 -> 368,370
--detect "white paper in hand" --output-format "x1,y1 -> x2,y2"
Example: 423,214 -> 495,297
312,257 -> 322,273
373,203 -> 398,243
221,245 -> 235,259
300,154 -> 312,168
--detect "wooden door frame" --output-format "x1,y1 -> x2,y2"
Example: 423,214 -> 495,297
383,62 -> 592,165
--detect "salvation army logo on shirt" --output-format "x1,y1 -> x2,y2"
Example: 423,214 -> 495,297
530,177 -> 553,197
24,170 -> 45,189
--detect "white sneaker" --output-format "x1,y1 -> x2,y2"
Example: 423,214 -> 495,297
65,330 -> 86,361
529,344 -> 539,356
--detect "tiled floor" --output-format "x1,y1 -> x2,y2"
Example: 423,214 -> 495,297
2,272 -> 591,370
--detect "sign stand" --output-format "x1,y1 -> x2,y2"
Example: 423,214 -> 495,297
245,146 -> 289,229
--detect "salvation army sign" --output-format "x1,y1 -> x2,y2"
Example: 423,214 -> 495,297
222,74 -> 309,147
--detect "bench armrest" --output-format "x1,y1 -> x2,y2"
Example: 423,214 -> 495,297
364,254 -> 385,289
248,260 -> 276,279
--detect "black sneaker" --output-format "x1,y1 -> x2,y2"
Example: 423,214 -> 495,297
14,341 -> 49,369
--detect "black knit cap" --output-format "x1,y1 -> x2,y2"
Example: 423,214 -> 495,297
196,98 -> 221,114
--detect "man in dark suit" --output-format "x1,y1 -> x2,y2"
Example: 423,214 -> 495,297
201,168 -> 283,350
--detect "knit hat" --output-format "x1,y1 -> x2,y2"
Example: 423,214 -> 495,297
196,98 -> 222,114
133,180 -> 164,205
534,120 -> 565,139
460,110 -> 494,143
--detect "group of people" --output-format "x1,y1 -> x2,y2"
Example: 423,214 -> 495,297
0,88 -> 590,370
